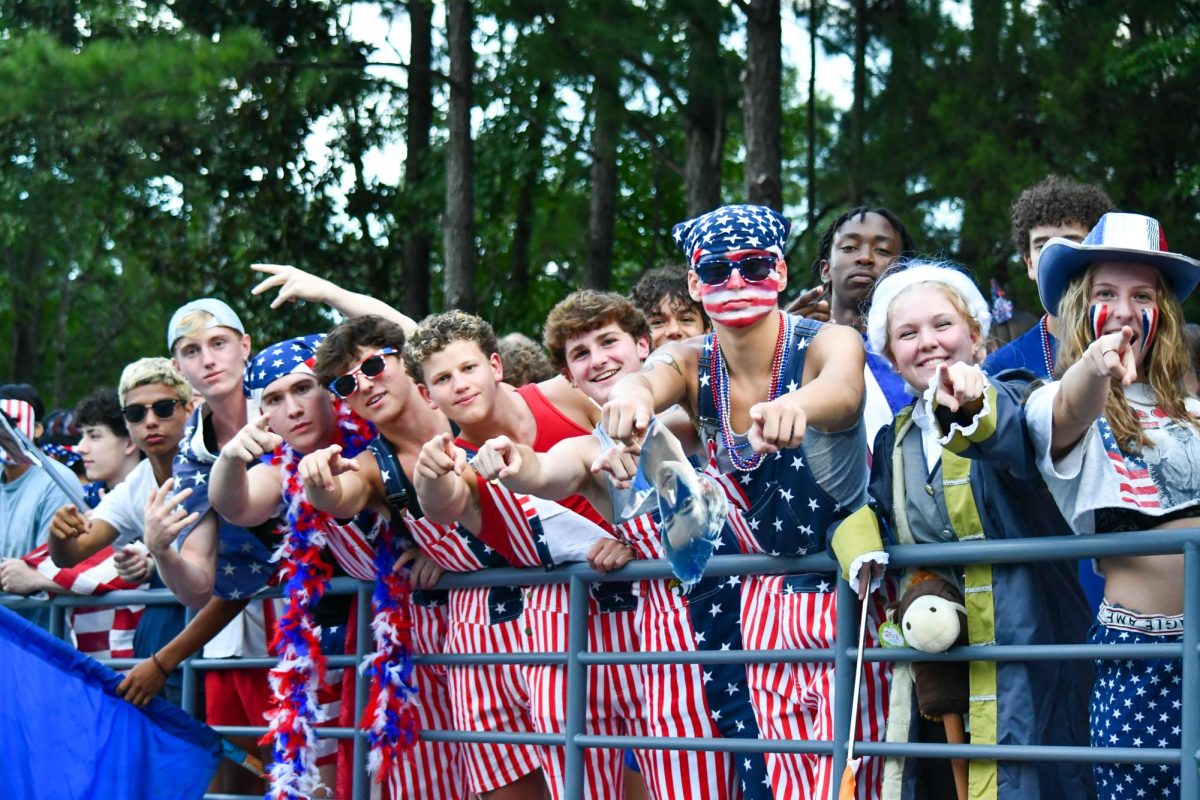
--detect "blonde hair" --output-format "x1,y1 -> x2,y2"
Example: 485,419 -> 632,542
170,310 -> 217,351
883,281 -> 983,365
118,358 -> 194,406
1055,265 -> 1197,449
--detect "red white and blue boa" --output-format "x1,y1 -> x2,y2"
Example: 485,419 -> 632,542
262,400 -> 418,798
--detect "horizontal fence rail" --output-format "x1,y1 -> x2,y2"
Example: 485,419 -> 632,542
3,529 -> 1198,800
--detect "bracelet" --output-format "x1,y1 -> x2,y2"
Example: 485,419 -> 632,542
150,652 -> 172,678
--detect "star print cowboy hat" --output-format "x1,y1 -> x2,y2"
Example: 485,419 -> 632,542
1037,212 -> 1200,315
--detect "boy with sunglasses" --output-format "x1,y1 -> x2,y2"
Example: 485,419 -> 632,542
46,358 -> 196,702
303,314 -> 545,800
602,204 -> 888,800
408,310 -> 647,800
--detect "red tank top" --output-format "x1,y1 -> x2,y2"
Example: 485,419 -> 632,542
456,382 -> 611,564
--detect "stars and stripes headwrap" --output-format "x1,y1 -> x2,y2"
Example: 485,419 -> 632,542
244,334 -> 325,412
672,204 -> 791,265
41,443 -> 82,469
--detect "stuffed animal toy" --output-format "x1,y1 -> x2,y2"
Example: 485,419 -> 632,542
896,571 -> 969,718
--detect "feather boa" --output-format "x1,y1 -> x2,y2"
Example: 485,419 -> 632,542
262,399 -> 394,799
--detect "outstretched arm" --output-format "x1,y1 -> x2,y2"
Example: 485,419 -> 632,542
47,504 -> 120,568
210,416 -> 285,528
472,435 -> 606,513
115,596 -> 250,708
602,342 -> 694,444
300,446 -> 374,519
1051,327 -> 1136,460
413,433 -> 481,532
251,263 -> 416,334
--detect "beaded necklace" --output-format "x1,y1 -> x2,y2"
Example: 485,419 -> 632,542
709,310 -> 791,471
1039,315 -> 1055,378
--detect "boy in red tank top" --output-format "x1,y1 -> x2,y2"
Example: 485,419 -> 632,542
408,311 -> 643,800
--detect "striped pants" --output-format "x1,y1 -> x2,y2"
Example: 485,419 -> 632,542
444,586 -> 543,796
741,574 -> 890,800
523,584 -> 646,800
337,597 -> 471,799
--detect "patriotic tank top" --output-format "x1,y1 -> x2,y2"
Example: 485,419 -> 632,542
696,315 -> 849,558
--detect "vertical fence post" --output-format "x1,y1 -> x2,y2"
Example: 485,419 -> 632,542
351,582 -> 373,800
831,577 -> 856,799
181,606 -> 198,716
562,574 -> 590,800
49,601 -> 64,641
1181,540 -> 1199,798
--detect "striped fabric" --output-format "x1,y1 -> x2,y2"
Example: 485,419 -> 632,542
740,574 -> 890,800
23,544 -> 144,660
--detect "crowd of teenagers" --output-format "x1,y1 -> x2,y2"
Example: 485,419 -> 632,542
2,174 -> 1200,800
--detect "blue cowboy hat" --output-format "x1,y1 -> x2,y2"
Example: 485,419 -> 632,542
1038,212 -> 1200,315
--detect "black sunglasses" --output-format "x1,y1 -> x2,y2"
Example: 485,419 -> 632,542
122,398 -> 181,424
694,255 -> 778,286
329,348 -> 397,399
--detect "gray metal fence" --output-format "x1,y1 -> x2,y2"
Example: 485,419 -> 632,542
4,528 -> 1198,800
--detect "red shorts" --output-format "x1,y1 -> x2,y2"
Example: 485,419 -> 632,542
205,666 -> 273,728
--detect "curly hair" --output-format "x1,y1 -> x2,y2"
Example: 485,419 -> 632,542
314,315 -> 408,389
810,207 -> 916,285
404,311 -> 498,385
74,388 -> 129,439
1055,266 -> 1197,449
543,290 -> 651,372
1009,176 -> 1114,262
497,334 -> 557,386
629,264 -> 708,327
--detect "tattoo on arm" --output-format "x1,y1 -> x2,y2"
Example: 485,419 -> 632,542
642,352 -> 682,377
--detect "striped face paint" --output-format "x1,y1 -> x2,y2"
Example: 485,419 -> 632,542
1089,303 -> 1109,341
1141,307 -> 1159,352
697,273 -> 782,327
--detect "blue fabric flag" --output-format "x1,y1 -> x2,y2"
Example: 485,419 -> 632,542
0,606 -> 221,799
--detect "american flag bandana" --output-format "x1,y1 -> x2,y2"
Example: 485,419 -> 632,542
244,334 -> 325,411
672,204 -> 790,265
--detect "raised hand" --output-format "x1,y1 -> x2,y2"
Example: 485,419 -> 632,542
472,436 -> 523,481
600,391 -> 654,447
250,263 -> 336,310
415,433 -> 467,480
299,444 -> 361,493
220,415 -> 282,464
746,395 -> 807,454
933,362 -> 986,413
784,285 -> 831,322
50,503 -> 91,541
1089,326 -> 1138,386
142,478 -> 199,556
590,442 -> 641,489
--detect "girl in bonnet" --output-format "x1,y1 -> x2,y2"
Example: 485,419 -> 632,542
831,260 -> 1093,800
1024,212 -> 1200,800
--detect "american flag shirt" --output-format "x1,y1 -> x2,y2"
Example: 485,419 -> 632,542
174,406 -> 277,599
1026,381 -> 1200,534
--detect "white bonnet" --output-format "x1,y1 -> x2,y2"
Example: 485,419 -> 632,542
865,262 -> 992,356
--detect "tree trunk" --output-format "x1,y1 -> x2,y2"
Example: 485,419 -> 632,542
849,0 -> 867,205
807,0 -> 819,229
510,80 -> 552,304
740,0 -> 782,210
584,75 -> 620,290
683,4 -> 725,216
403,0 -> 433,319
443,0 -> 476,312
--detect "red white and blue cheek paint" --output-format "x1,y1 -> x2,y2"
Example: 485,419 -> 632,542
1089,303 -> 1109,341
693,249 -> 783,328
1140,307 -> 1159,353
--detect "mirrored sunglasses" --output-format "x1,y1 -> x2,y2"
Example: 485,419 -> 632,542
328,348 -> 397,399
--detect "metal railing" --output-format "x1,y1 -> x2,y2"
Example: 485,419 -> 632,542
4,528 -> 1198,800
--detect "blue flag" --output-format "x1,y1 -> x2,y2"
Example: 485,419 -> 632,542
0,606 -> 221,799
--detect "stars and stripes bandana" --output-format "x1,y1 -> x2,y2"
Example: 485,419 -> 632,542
244,334 -> 325,411
672,204 -> 790,264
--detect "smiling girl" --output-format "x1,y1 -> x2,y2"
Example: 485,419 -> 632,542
1024,212 -> 1200,800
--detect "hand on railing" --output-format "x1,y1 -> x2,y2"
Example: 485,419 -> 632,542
114,543 -> 154,585
588,539 -> 635,574
395,546 -> 444,590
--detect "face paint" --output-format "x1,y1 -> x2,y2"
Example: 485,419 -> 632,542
1089,303 -> 1109,341
698,272 -> 782,328
1141,307 -> 1159,352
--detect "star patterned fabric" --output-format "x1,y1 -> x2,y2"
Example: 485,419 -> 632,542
243,333 -> 325,411
672,204 -> 791,264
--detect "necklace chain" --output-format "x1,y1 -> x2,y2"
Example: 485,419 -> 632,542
1039,315 -> 1054,378
710,311 -> 790,472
